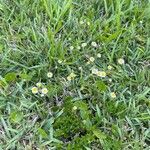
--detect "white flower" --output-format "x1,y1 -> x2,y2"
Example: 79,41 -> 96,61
109,78 -> 112,82
47,72 -> 53,78
97,71 -> 106,77
78,67 -> 82,70
58,60 -> 63,64
80,20 -> 84,25
86,61 -> 90,64
89,57 -> 95,62
67,72 -> 76,81
70,46 -> 74,50
36,82 -> 42,87
40,94 -> 45,97
82,120 -> 86,124
67,76 -> 72,81
118,58 -> 125,65
81,43 -> 87,48
41,88 -> 48,94
77,46 -> 81,50
31,87 -> 38,94
139,21 -> 143,24
110,92 -> 116,98
97,53 -> 101,58
69,72 -> 76,78
108,65 -> 113,70
91,42 -> 97,47
72,106 -> 77,110
91,68 -> 98,74
87,22 -> 90,26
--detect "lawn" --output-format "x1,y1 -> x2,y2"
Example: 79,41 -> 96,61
0,0 -> 150,149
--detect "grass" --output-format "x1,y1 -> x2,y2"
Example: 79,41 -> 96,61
0,0 -> 150,149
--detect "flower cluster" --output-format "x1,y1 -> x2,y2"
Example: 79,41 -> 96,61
79,20 -> 90,26
91,68 -> 106,78
67,72 -> 76,81
31,82 -> 48,97
31,41 -> 125,99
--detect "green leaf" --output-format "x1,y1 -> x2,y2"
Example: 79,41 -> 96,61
0,97 -> 6,109
93,129 -> 106,139
60,0 -> 72,19
96,104 -> 101,118
5,72 -> 16,82
96,80 -> 107,92
20,73 -> 32,81
0,44 -> 3,52
0,80 -> 7,88
83,119 -> 92,128
106,31 -> 122,42
9,111 -> 23,123
38,128 -> 48,139
0,4 -> 3,10
74,101 -> 88,111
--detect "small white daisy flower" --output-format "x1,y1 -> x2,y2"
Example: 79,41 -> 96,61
108,65 -> 113,70
36,82 -> 42,87
72,106 -> 77,110
80,20 -> 84,25
67,76 -> 72,81
47,72 -> 53,78
86,61 -> 90,65
118,58 -> 125,65
109,78 -> 112,82
81,43 -> 87,48
97,71 -> 106,77
87,22 -> 90,26
91,42 -> 97,47
82,120 -> 86,124
78,67 -> 82,70
31,87 -> 38,94
67,72 -> 76,81
69,72 -> 76,78
110,92 -> 116,98
40,94 -> 45,97
41,88 -> 48,94
89,57 -> 95,62
91,68 -> 98,74
58,60 -> 63,64
139,21 -> 143,24
97,53 -> 101,58
77,46 -> 81,50
70,46 -> 74,50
